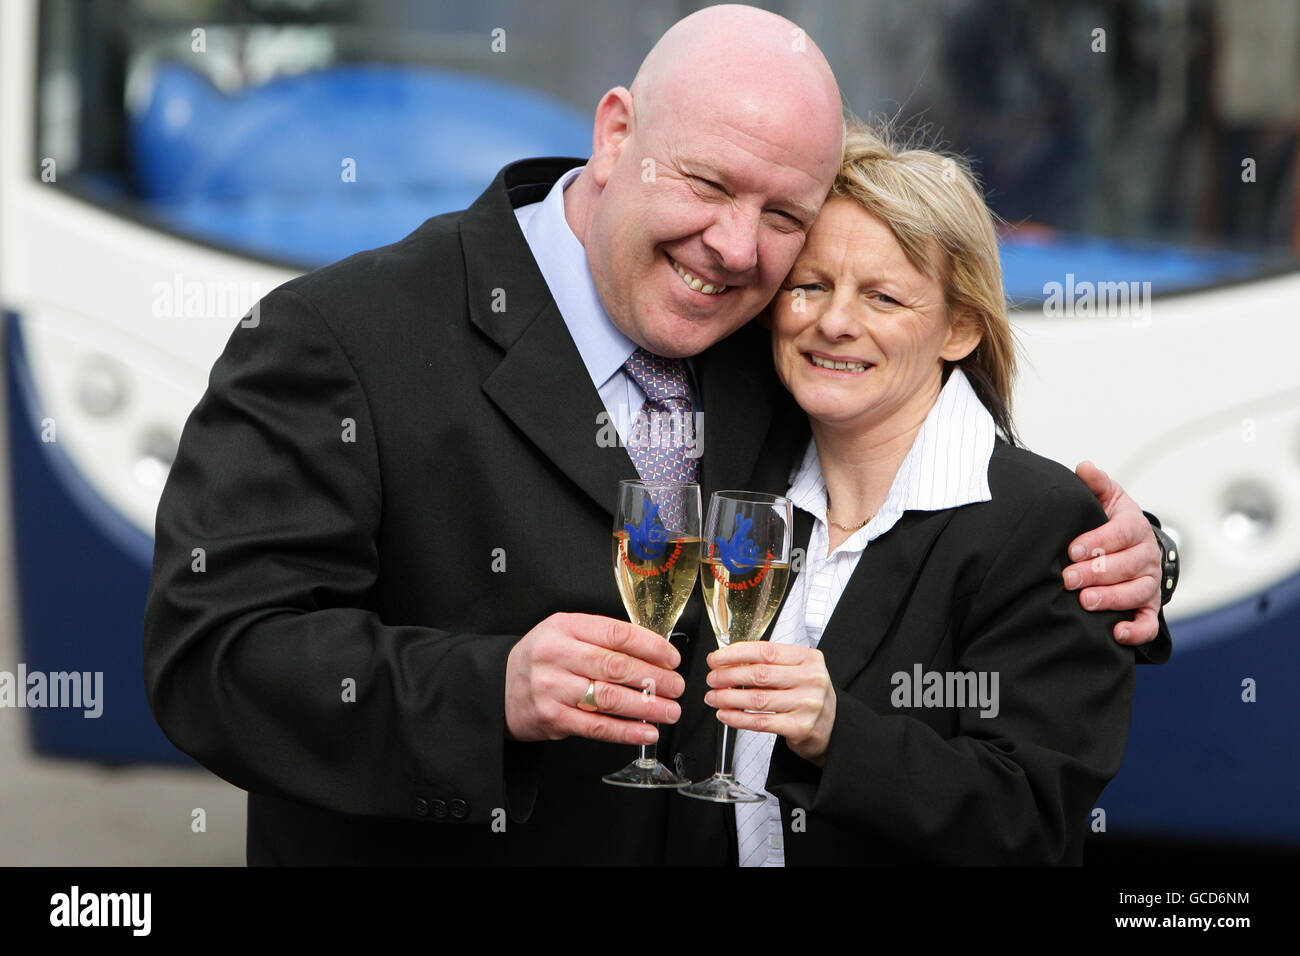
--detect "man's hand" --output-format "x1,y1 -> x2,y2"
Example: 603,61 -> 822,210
504,613 -> 685,745
705,642 -> 836,767
1064,461 -> 1162,646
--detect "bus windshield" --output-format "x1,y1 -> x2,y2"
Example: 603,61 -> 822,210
35,0 -> 1300,297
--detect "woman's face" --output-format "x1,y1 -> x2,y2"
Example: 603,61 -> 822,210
771,196 -> 981,435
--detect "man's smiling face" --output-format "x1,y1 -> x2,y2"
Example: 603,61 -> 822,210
575,8 -> 844,360
585,100 -> 837,359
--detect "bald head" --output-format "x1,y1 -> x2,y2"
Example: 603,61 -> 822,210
630,4 -> 843,169
565,4 -> 846,360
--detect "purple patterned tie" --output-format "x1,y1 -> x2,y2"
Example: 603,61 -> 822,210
622,347 -> 701,490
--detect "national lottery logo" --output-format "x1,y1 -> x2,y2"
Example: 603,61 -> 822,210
626,502 -> 669,560
620,502 -> 684,576
709,514 -> 774,589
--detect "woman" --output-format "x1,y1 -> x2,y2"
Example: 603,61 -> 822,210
700,119 -> 1134,865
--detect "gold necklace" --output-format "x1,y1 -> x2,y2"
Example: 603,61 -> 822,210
826,502 -> 875,532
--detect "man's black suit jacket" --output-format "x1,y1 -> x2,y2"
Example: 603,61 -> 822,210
141,158 -> 810,864
664,438 -> 1155,865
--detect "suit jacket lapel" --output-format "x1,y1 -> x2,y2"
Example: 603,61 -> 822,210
482,304 -> 639,514
815,509 -> 957,687
463,159 -> 638,516
696,326 -> 778,502
462,157 -> 586,353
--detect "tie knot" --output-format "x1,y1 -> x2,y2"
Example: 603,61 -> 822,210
623,347 -> 693,404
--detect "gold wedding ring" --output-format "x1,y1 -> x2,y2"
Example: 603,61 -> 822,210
577,680 -> 599,712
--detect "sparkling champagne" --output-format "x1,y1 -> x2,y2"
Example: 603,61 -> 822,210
612,532 -> 701,636
700,556 -> 791,645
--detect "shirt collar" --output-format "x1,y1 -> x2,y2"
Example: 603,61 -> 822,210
788,366 -> 997,555
513,165 -> 638,390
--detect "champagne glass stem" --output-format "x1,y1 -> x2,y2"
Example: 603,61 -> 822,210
637,661 -> 660,766
639,724 -> 658,767
714,714 -> 736,778
713,628 -> 737,778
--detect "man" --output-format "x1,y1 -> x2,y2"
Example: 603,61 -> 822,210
143,4 -> 1171,865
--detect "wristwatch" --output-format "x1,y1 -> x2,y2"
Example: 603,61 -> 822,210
1149,521 -> 1180,606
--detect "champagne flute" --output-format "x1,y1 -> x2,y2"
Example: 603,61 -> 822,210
679,491 -> 793,803
603,479 -> 702,788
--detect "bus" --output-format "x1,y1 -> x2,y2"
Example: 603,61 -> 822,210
3,0 -> 1297,858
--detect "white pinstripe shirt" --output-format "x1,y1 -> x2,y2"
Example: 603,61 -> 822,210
733,366 -> 997,866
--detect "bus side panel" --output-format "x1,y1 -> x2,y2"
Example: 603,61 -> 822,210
6,311 -> 188,765
1098,571 -> 1300,845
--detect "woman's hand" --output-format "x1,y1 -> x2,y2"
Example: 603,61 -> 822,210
705,642 -> 837,766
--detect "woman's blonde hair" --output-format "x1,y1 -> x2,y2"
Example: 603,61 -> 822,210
832,116 -> 1018,443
